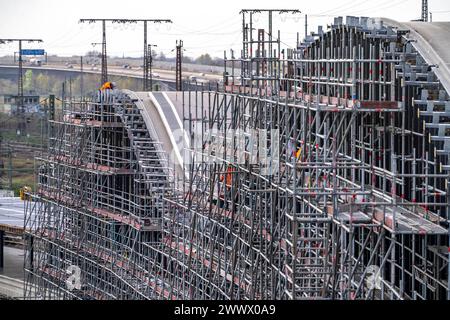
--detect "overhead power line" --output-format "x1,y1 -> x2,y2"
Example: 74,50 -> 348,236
79,18 -> 172,89
0,38 -> 43,137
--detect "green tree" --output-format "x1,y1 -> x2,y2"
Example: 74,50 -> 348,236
23,69 -> 33,92
35,73 -> 49,93
195,53 -> 213,65
158,51 -> 166,61
0,79 -> 16,94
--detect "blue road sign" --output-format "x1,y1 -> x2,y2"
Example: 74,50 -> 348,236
20,49 -> 45,56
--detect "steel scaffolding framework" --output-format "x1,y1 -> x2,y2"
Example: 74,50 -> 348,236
24,14 -> 450,300
24,91 -> 173,299
148,14 -> 449,300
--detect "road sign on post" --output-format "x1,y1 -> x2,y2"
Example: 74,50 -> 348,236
20,49 -> 45,56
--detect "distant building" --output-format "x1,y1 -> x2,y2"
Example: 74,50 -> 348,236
0,94 -> 41,114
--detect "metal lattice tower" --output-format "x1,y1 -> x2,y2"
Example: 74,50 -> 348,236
147,44 -> 157,91
101,20 -> 107,84
140,19 -> 172,91
80,20 -> 109,84
422,0 -> 429,22
80,56 -> 84,97
0,38 -> 43,136
80,19 -> 172,87
175,40 -> 183,91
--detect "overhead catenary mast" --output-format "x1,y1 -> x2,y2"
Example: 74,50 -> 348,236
80,19 -> 172,89
422,0 -> 429,22
0,38 -> 43,136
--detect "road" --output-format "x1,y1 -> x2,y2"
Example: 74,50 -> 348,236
0,62 -> 222,85
0,197 -> 25,295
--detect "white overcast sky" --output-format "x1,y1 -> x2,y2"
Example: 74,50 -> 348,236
0,0 -> 449,59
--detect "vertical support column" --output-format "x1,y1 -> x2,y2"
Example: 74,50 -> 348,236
148,44 -> 153,91
0,230 -> 4,269
257,29 -> 265,91
231,49 -> 235,85
422,0 -> 428,22
101,20 -> 108,84
352,46 -> 357,104
447,175 -> 450,300
176,40 -> 183,91
143,21 -> 148,91
48,94 -> 55,153
268,11 -> 273,94
17,39 -> 25,137
80,56 -> 84,97
27,234 -> 34,272
249,13 -> 253,92
242,11 -> 247,87
8,145 -> 12,189
223,50 -> 228,87
49,94 -> 55,121
305,14 -> 308,39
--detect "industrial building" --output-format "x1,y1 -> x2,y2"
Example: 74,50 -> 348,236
23,13 -> 450,300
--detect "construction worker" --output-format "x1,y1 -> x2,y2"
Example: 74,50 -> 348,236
295,147 -> 302,160
219,166 -> 237,210
100,81 -> 115,91
19,186 -> 31,201
97,81 -> 116,103
219,166 -> 233,189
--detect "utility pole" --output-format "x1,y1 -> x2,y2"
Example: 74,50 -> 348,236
80,18 -> 172,89
0,131 -> 12,190
7,146 -> 12,190
80,56 -> 84,97
240,10 -> 301,94
305,14 -> 308,38
91,42 -> 105,85
141,19 -> 172,91
48,94 -> 55,151
422,0 -> 429,22
0,38 -> 43,137
144,21 -> 148,91
80,19 -> 109,84
101,20 -> 107,84
147,44 -> 157,91
176,40 -> 183,91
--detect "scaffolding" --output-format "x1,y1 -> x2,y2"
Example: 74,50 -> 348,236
24,91 -> 173,299
150,14 -> 449,300
24,13 -> 450,300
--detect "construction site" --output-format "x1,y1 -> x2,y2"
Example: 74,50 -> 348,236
0,1 -> 448,301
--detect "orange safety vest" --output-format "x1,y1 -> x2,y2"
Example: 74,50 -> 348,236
100,82 -> 113,90
294,147 -> 302,160
220,166 -> 233,188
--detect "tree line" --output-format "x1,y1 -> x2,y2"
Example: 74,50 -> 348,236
0,70 -> 142,97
